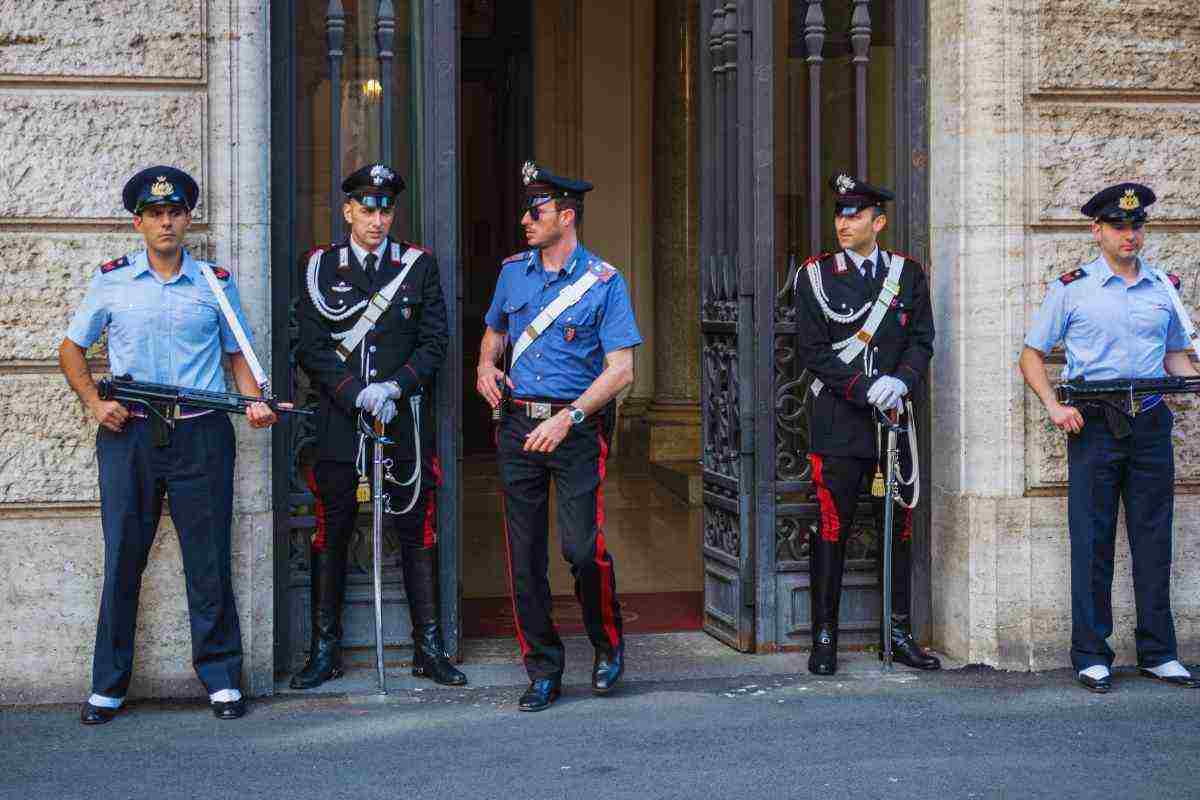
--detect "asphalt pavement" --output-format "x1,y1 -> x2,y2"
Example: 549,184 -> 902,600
2,634 -> 1198,800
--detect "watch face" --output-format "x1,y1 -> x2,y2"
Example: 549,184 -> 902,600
570,407 -> 585,424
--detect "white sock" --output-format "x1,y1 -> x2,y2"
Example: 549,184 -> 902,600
209,688 -> 242,703
1079,665 -> 1110,681
1147,660 -> 1191,679
87,693 -> 124,709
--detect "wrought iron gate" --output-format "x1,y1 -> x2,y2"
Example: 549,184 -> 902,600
271,0 -> 460,673
699,0 -> 930,653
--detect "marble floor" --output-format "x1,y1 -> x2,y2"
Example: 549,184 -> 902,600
461,454 -> 703,599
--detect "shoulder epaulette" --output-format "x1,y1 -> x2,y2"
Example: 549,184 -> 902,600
802,252 -> 834,268
100,256 -> 129,274
402,240 -> 432,255
588,260 -> 618,283
1167,272 -> 1182,290
305,242 -> 337,261
1059,268 -> 1086,285
502,250 -> 531,265
888,250 -> 923,267
210,266 -> 230,281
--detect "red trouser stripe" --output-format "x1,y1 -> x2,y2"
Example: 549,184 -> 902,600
499,491 -> 532,657
305,465 -> 329,553
809,454 -> 841,543
595,434 -> 620,649
900,507 -> 913,542
422,490 -> 437,548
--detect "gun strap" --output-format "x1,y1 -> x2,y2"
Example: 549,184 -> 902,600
198,262 -> 269,392
1152,267 -> 1200,362
335,243 -> 422,362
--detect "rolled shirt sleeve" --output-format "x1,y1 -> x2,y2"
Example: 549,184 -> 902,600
1025,281 -> 1068,354
484,266 -> 512,333
598,273 -> 642,353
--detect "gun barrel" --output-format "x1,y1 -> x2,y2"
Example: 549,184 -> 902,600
99,377 -> 312,416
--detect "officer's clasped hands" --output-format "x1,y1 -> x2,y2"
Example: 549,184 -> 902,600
376,398 -> 398,425
356,382 -> 393,416
867,375 -> 907,412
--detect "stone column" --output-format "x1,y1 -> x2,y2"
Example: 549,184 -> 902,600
630,0 -> 701,465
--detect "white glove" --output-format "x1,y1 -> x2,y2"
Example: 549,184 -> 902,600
867,375 -> 907,410
376,398 -> 398,425
356,383 -> 392,416
383,380 -> 402,399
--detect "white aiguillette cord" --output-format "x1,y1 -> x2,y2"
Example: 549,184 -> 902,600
1153,267 -> 1200,362
198,262 -> 269,392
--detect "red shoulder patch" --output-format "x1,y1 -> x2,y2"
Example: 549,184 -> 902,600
502,250 -> 530,265
304,242 -> 337,261
1168,272 -> 1182,290
100,256 -> 129,274
211,266 -> 231,280
802,252 -> 833,268
588,260 -> 619,283
1059,268 -> 1086,285
402,240 -> 432,255
887,250 -> 924,270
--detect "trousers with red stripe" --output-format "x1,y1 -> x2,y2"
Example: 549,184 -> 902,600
808,447 -> 915,623
498,412 -> 623,681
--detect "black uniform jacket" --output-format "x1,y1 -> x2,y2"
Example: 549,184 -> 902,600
297,237 -> 448,463
792,249 -> 935,459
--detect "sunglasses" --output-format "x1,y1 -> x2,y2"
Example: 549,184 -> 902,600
525,195 -> 563,222
353,194 -> 395,210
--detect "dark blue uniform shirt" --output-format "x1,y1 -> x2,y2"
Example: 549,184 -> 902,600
484,244 -> 642,400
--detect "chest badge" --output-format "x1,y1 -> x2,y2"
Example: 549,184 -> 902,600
402,307 -> 413,320
563,325 -> 576,342
899,311 -> 910,327
331,281 -> 353,293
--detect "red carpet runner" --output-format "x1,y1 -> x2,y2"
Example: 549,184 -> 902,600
463,591 -> 703,639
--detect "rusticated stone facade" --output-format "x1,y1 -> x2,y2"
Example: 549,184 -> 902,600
930,0 -> 1200,668
0,1 -> 274,704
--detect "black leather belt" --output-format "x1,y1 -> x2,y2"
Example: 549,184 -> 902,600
505,398 -> 572,420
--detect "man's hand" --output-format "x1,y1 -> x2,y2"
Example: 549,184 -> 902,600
376,398 -> 398,426
867,375 -> 907,411
356,383 -> 392,415
89,398 -> 130,433
476,364 -> 514,409
1047,400 -> 1084,435
246,401 -> 278,429
524,410 -> 573,453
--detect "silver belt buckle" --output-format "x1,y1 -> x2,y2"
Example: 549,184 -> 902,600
529,402 -> 551,420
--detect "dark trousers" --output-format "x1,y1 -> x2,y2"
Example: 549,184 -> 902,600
498,412 -> 623,680
308,451 -> 440,554
1067,401 -> 1178,671
92,413 -> 242,698
809,447 -> 915,615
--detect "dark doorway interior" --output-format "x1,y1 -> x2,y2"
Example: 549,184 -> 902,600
460,0 -> 533,455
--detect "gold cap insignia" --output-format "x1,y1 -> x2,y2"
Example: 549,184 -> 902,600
1118,188 -> 1140,212
150,176 -> 175,197
835,174 -> 856,194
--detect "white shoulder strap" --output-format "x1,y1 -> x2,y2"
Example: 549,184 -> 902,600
334,246 -> 423,362
198,262 -> 269,392
511,269 -> 603,367
1152,267 -> 1200,361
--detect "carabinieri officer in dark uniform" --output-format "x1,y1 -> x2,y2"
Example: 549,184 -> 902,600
60,167 -> 279,724
293,163 -> 466,689
1020,183 -> 1200,692
792,173 -> 939,676
476,162 -> 641,712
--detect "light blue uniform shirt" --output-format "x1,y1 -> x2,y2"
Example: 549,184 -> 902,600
1025,255 -> 1188,381
484,244 -> 642,399
66,248 -> 251,392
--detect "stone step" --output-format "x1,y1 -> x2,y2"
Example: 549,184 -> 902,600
649,458 -> 703,505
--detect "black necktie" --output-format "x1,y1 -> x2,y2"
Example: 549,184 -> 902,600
364,253 -> 378,274
863,258 -> 875,281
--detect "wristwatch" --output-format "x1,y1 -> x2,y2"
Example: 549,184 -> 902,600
567,405 -> 586,425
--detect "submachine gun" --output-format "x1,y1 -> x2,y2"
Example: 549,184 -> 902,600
1055,376 -> 1200,437
97,375 -> 312,419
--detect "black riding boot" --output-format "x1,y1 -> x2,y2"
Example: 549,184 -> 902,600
808,534 -> 846,675
290,543 -> 349,689
402,545 -> 467,686
879,535 -> 940,670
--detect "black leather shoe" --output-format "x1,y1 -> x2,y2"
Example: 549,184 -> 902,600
404,545 -> 468,687
884,629 -> 941,671
290,545 -> 349,690
80,703 -> 122,725
592,645 -> 625,695
1076,672 -> 1111,694
808,624 -> 838,675
1139,668 -> 1200,688
211,698 -> 246,720
518,678 -> 561,712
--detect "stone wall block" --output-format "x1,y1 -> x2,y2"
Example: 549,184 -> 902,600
0,91 -> 204,220
1035,105 -> 1200,222
0,0 -> 204,80
0,232 -> 210,362
1035,1 -> 1200,92
0,373 -> 99,504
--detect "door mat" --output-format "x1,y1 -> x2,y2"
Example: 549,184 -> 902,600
463,591 -> 703,639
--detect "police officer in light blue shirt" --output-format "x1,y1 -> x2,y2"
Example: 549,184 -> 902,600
1020,182 -> 1200,693
58,166 -> 278,724
476,162 -> 641,712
